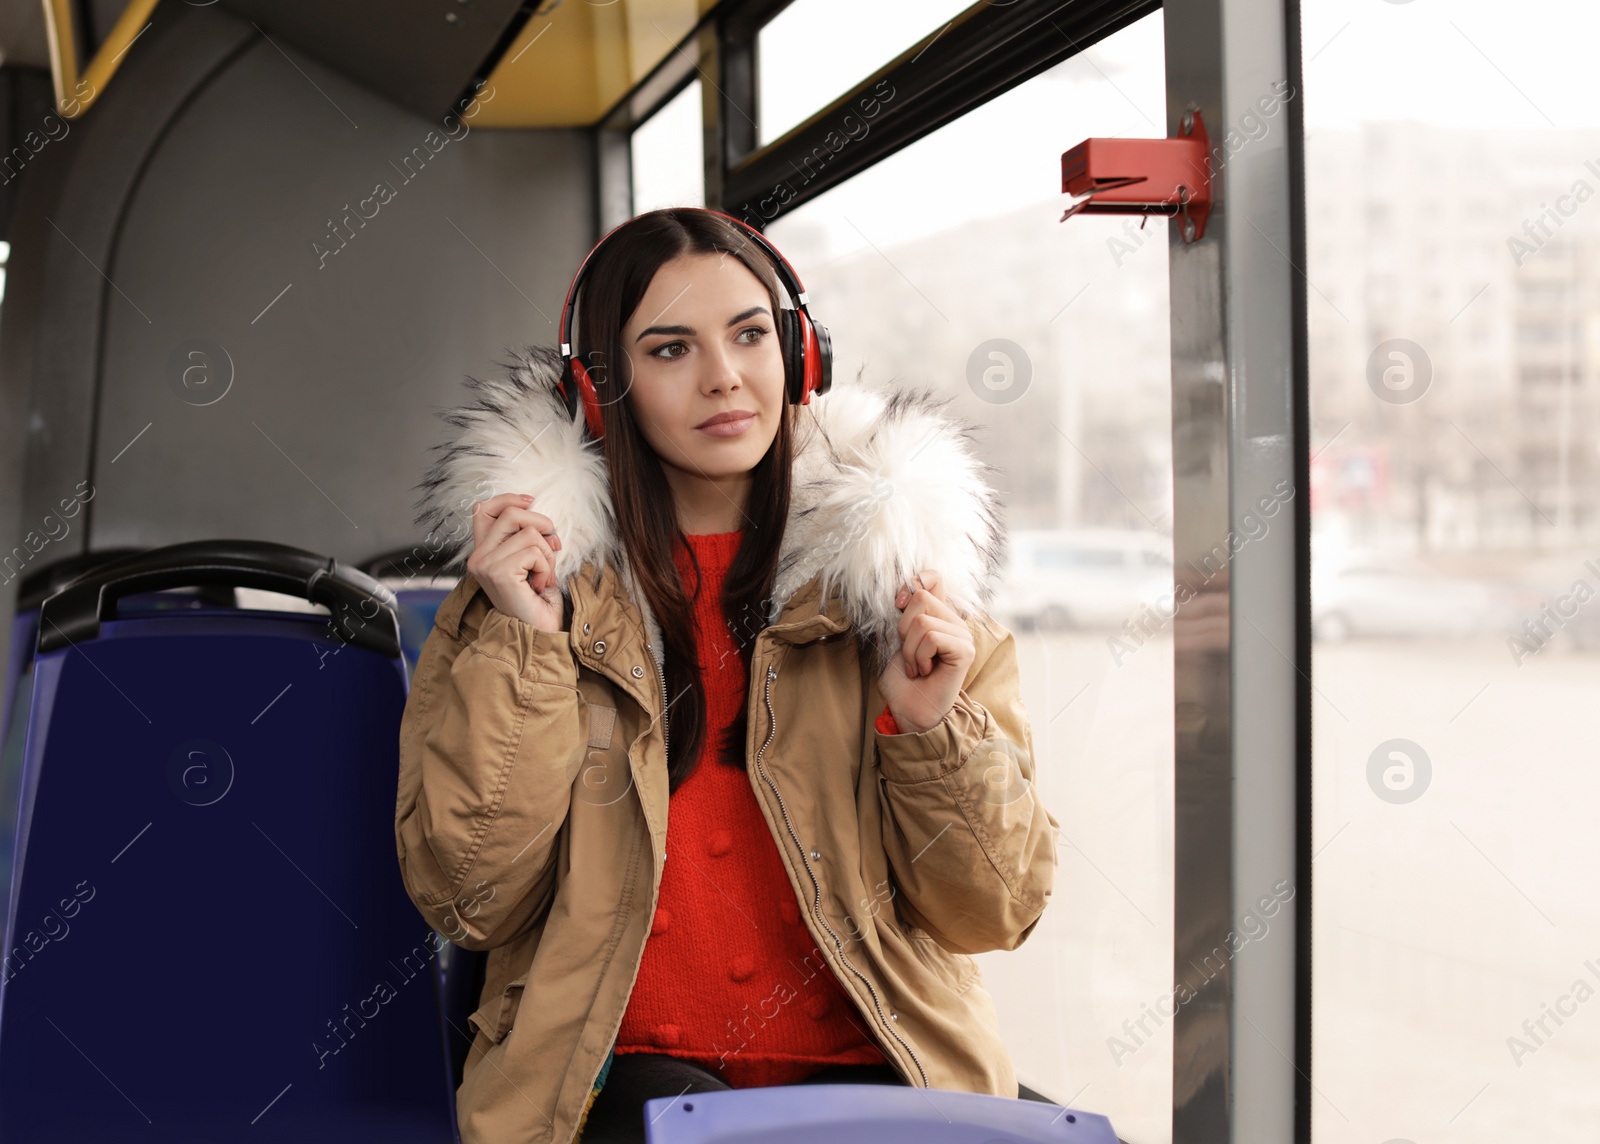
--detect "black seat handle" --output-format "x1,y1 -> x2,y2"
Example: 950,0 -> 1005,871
36,539 -> 401,658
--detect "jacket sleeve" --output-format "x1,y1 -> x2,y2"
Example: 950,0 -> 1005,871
875,612 -> 1059,956
394,572 -> 584,951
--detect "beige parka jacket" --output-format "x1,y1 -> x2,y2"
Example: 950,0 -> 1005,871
395,346 -> 1060,1144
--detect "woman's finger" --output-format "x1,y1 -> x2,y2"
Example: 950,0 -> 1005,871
894,568 -> 945,605
481,506 -> 560,560
495,525 -> 559,589
895,569 -> 947,607
895,580 -> 956,639
490,505 -> 558,543
901,614 -> 969,677
476,521 -> 553,588
472,494 -> 558,542
470,493 -> 534,549
913,569 -> 944,600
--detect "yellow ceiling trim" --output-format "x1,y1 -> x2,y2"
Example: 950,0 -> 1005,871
42,0 -> 163,119
475,0 -> 717,129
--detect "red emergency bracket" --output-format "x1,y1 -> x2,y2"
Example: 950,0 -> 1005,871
1060,109 -> 1212,242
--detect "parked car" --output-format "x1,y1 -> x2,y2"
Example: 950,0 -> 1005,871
1311,549 -> 1533,640
991,528 -> 1173,631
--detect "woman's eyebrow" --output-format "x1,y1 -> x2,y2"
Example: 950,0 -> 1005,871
636,305 -> 771,341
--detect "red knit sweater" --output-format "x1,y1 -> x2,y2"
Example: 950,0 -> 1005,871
613,530 -> 891,1087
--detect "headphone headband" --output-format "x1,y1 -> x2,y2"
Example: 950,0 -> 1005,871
556,207 -> 831,439
558,208 -> 811,355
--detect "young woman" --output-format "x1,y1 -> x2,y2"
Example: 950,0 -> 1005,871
396,207 -> 1060,1144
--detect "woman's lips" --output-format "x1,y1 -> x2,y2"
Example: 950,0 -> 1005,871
696,412 -> 756,438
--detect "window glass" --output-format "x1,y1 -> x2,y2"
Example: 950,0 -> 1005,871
757,0 -> 975,147
1036,548 -> 1127,569
632,79 -> 704,214
769,13 -> 1173,1139
1303,0 -> 1600,1138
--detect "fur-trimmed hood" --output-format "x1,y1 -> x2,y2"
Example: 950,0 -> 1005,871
412,345 -> 1008,672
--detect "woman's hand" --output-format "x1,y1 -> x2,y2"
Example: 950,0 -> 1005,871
465,492 -> 565,633
876,569 -> 976,735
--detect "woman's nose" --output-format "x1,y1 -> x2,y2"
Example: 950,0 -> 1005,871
702,345 -> 742,393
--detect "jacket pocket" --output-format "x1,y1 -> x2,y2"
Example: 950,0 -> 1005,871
467,968 -> 530,1045
904,924 -> 979,995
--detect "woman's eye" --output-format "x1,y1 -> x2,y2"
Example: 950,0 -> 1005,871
738,326 -> 769,343
651,341 -> 688,360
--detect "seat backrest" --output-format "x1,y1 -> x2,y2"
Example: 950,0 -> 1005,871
0,607 -> 38,961
0,544 -> 458,1142
643,1082 -> 1120,1144
3,585 -> 251,958
392,585 -> 453,680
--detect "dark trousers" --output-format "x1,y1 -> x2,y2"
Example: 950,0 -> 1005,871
578,1052 -> 1057,1143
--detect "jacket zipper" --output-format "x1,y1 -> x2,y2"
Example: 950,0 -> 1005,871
653,645 -> 669,744
752,660 -> 930,1088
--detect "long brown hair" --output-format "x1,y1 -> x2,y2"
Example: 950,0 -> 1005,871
574,209 -> 795,794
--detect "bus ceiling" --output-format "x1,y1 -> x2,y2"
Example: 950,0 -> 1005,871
23,0 -> 716,126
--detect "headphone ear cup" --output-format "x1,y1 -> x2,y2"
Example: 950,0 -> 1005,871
804,315 -> 832,401
559,358 -> 581,420
570,355 -> 606,441
779,308 -> 806,404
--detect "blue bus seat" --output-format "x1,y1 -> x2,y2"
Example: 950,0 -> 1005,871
3,548 -> 148,762
0,540 -> 458,1142
3,550 -> 240,970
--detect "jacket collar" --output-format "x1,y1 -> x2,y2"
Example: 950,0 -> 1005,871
413,345 -> 1007,673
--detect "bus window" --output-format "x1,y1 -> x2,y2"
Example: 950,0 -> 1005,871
769,11 -> 1173,1139
633,78 -> 704,214
757,0 -> 974,148
1304,0 -> 1600,1137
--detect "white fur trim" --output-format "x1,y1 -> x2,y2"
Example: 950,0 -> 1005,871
413,346 -> 1008,666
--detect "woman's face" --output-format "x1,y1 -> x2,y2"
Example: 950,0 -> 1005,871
619,251 -> 785,482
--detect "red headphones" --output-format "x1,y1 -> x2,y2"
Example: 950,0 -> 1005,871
556,207 -> 833,441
